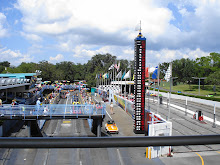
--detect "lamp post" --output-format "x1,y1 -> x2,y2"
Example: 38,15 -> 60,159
168,76 -> 178,121
192,77 -> 207,96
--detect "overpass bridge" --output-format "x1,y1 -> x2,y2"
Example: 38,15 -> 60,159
0,104 -> 106,137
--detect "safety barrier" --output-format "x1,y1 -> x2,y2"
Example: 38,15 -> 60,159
145,110 -> 172,159
0,104 -> 106,119
113,94 -> 134,118
0,134 -> 220,148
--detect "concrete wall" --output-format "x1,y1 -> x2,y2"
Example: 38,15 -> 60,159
2,120 -> 24,137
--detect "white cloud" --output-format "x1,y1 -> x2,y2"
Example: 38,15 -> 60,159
27,44 -> 43,55
0,47 -> 33,66
15,0 -> 172,38
146,48 -> 209,66
8,0 -> 220,66
0,12 -> 7,38
20,32 -> 42,41
72,44 -> 135,63
14,20 -> 19,25
49,54 -> 64,63
123,48 -> 133,56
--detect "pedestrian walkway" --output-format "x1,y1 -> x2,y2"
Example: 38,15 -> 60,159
94,95 -> 143,136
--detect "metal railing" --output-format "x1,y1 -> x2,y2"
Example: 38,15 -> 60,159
0,134 -> 219,148
0,104 -> 106,119
0,78 -> 30,86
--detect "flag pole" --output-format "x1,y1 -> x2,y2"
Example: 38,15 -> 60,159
148,64 -> 150,110
105,73 -> 107,86
121,70 -> 123,95
129,67 -> 131,98
113,68 -> 114,86
107,72 -> 109,86
99,74 -> 101,88
168,62 -> 172,120
102,73 -> 103,87
157,63 -> 160,114
96,74 -> 98,88
125,69 -> 126,97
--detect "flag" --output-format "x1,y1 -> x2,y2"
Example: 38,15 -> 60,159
109,72 -> 112,79
115,61 -> 120,72
152,67 -> 158,79
116,70 -> 122,78
114,62 -> 117,69
135,21 -> 141,31
121,71 -> 126,79
145,67 -> 149,78
106,73 -> 109,79
164,65 -> 171,82
100,73 -> 102,79
108,64 -> 114,70
101,60 -> 105,66
117,62 -> 120,72
123,70 -> 131,79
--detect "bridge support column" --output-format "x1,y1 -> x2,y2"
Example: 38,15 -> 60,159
27,121 -> 31,137
97,119 -> 102,137
26,120 -> 43,137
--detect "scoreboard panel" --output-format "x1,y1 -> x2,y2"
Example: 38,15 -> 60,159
134,34 -> 146,134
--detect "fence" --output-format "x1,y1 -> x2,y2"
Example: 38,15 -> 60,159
0,104 -> 106,119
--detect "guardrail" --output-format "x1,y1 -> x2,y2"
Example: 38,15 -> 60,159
0,78 -> 30,86
0,104 -> 106,119
0,134 -> 219,148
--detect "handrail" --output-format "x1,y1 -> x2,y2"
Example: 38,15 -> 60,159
0,135 -> 219,148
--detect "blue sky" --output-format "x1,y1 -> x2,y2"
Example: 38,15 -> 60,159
0,0 -> 220,67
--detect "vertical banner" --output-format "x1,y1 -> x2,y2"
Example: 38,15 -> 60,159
134,32 -> 146,134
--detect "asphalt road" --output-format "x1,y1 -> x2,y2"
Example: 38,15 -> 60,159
147,95 -> 220,165
0,92 -> 220,165
0,92 -> 156,165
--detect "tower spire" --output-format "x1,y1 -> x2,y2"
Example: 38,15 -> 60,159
139,20 -> 142,33
137,20 -> 142,37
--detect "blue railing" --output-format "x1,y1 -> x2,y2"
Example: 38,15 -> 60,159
0,104 -> 106,119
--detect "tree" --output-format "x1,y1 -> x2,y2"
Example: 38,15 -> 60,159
209,52 -> 220,72
0,61 -> 10,73
56,61 -> 76,81
160,62 -> 169,78
205,70 -> 220,85
16,62 -> 38,73
38,61 -> 56,81
172,58 -> 195,83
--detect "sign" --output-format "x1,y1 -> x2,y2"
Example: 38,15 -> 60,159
134,33 -> 146,134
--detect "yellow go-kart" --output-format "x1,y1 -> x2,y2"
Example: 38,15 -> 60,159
105,120 -> 119,134
72,102 -> 80,105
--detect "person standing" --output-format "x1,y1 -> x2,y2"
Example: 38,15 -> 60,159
11,99 -> 18,106
36,98 -> 41,112
110,99 -> 114,115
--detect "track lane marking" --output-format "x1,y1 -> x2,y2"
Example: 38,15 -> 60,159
105,106 -> 112,120
117,149 -> 124,165
195,152 -> 204,165
63,120 -> 71,124
217,151 -> 220,154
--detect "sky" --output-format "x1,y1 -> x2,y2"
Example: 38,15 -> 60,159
0,0 -> 220,67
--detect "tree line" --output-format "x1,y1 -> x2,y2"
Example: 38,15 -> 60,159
160,52 -> 220,86
0,52 -> 219,87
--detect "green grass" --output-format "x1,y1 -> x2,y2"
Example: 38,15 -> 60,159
160,82 -> 220,98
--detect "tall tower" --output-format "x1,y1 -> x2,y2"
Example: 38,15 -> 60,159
134,28 -> 146,134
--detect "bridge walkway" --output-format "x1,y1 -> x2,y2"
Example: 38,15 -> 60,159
0,104 -> 106,120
